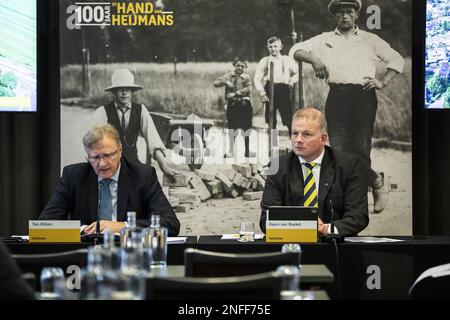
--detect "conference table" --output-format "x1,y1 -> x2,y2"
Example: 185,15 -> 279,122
6,239 -> 333,287
5,235 -> 450,299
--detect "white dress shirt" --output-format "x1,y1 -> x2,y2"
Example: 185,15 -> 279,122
289,27 -> 404,85
298,149 -> 325,194
80,164 -> 121,233
298,149 -> 338,234
98,163 -> 121,222
93,102 -> 166,157
254,55 -> 298,96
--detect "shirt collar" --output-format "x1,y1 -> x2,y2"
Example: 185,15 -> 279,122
98,162 -> 121,183
268,54 -> 283,62
334,25 -> 359,36
114,101 -> 131,110
298,148 -> 325,166
232,71 -> 246,78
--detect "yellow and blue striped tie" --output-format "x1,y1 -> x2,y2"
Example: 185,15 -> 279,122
303,162 -> 318,208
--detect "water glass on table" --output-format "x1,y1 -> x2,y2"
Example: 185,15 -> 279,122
40,267 -> 66,300
239,222 -> 255,242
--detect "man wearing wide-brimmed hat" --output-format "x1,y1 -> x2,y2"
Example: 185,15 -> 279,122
289,0 -> 404,214
93,68 -> 176,177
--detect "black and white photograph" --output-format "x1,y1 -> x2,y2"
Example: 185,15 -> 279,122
6,0 -> 450,303
59,0 -> 412,236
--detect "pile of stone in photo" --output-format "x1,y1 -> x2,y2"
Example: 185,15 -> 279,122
162,164 -> 266,213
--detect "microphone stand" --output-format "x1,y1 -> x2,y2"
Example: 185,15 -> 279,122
81,182 -> 103,244
96,183 -> 101,234
320,199 -> 344,299
321,199 -> 344,243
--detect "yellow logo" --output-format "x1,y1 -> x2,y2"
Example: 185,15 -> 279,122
66,1 -> 174,30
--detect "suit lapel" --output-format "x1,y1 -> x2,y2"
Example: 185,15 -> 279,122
288,153 -> 305,206
88,169 -> 99,222
117,159 -> 130,222
318,147 -> 336,218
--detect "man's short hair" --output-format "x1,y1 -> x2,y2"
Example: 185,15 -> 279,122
83,124 -> 121,149
292,108 -> 327,132
267,36 -> 282,45
232,56 -> 248,68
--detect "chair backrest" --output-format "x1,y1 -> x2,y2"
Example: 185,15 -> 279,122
146,271 -> 282,300
409,263 -> 450,299
184,248 -> 300,277
11,249 -> 88,283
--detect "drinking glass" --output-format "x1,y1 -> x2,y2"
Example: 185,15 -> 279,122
276,265 -> 301,300
239,222 -> 255,242
40,267 -> 65,299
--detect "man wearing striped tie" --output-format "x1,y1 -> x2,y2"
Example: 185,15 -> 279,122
260,108 -> 369,236
289,0 -> 403,214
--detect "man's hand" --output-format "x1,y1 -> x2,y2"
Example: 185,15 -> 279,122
83,221 -> 126,234
159,161 -> 178,178
261,94 -> 270,103
226,92 -> 236,100
224,80 -> 233,88
312,60 -> 329,80
318,217 -> 329,236
363,77 -> 384,91
154,150 -> 178,178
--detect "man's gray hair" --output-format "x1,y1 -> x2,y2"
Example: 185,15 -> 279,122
83,124 -> 121,149
292,107 -> 327,132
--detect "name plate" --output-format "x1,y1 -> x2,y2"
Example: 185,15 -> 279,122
29,221 -> 81,243
266,206 -> 318,243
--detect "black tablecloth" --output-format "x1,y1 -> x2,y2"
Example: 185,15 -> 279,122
4,235 -> 450,299
197,236 -> 450,299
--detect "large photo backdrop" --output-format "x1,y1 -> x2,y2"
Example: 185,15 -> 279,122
60,0 -> 412,235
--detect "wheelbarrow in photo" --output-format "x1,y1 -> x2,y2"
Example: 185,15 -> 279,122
150,112 -> 214,171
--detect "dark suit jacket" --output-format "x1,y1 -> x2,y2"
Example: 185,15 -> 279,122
39,158 -> 180,236
0,242 -> 35,300
260,147 -> 369,236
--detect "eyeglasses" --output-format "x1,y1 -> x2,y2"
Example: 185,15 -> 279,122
87,148 -> 120,162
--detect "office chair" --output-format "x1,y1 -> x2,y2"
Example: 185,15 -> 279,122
409,263 -> 450,300
146,271 -> 282,300
11,249 -> 88,288
184,248 -> 300,277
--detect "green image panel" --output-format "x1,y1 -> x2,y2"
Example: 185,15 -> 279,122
0,0 -> 37,68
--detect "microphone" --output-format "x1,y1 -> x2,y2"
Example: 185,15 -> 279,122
321,198 -> 344,243
96,182 -> 102,234
330,198 -> 335,235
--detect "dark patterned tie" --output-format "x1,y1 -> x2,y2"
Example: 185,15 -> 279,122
99,179 -> 113,220
118,107 -> 129,131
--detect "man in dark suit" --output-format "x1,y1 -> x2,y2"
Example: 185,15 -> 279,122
40,124 -> 180,236
289,0 -> 404,214
260,108 -> 368,236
